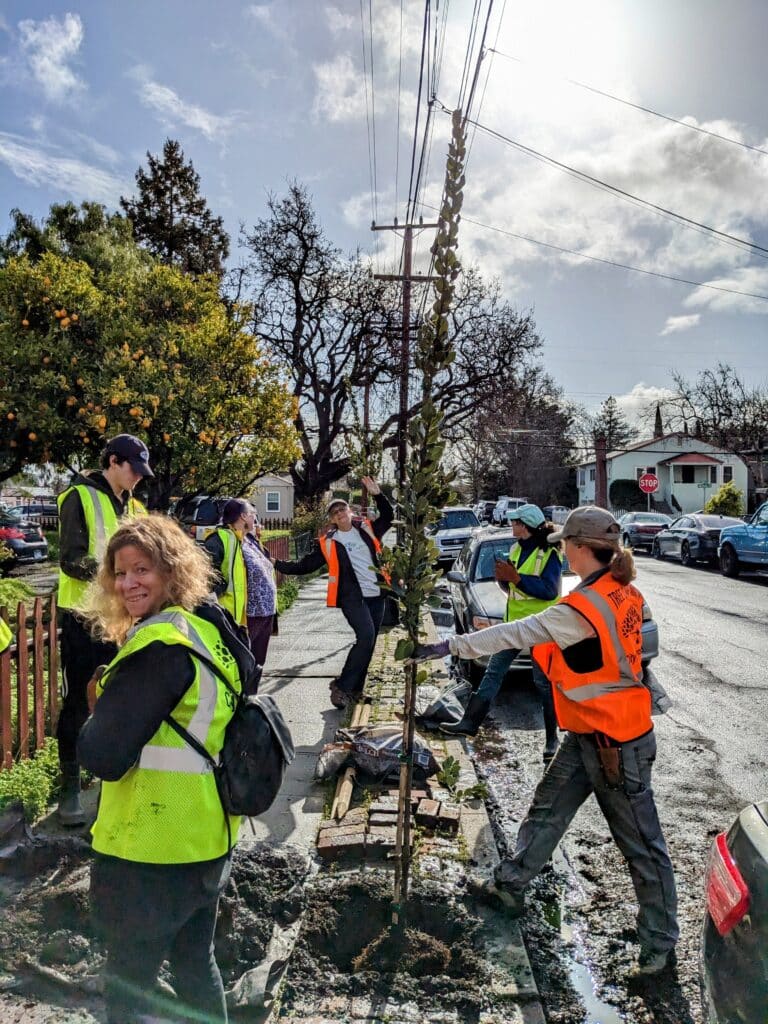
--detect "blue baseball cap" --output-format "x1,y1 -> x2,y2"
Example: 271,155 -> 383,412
507,503 -> 545,529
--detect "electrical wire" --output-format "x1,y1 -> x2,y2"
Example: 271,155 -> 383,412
359,0 -> 376,228
465,0 -> 506,172
394,0 -> 404,264
462,114 -> 768,260
368,0 -> 379,224
463,0 -> 494,124
405,1 -> 431,225
489,48 -> 768,160
419,201 -> 768,302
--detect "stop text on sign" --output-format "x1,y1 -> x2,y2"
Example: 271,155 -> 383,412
638,473 -> 660,494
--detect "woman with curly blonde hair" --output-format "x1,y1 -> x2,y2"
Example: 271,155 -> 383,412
78,515 -> 254,1024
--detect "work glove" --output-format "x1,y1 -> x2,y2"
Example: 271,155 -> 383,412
405,640 -> 451,664
494,560 -> 521,585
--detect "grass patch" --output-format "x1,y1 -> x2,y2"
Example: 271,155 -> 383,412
0,578 -> 36,615
276,578 -> 299,615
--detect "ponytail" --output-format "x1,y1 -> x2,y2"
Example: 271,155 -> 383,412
590,544 -> 636,584
530,521 -> 557,551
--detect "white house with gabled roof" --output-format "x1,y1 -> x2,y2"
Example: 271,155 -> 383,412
576,433 -> 749,514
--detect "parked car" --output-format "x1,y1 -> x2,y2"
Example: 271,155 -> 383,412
428,506 -> 480,566
718,501 -> 768,577
18,502 -> 59,528
615,512 -> 672,552
445,526 -> 659,679
491,496 -> 529,525
700,800 -> 768,1022
170,495 -> 232,542
652,514 -> 744,567
472,500 -> 496,523
542,505 -> 571,524
0,507 -> 49,565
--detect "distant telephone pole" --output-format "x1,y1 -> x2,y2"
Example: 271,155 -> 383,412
372,219 -> 439,499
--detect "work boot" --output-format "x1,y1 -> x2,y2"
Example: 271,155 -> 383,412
628,947 -> 677,980
439,694 -> 491,737
467,874 -> 526,917
58,761 -> 86,827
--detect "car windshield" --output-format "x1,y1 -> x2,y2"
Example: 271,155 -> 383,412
632,514 -> 669,523
698,515 -> 741,528
437,510 -> 479,530
474,539 -> 516,580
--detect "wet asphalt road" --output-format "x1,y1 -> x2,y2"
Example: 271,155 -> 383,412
437,554 -> 768,1024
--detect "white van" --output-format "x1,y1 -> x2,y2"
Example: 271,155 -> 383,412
491,496 -> 528,525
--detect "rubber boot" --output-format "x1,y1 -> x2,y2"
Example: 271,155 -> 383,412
440,694 -> 491,737
58,761 -> 86,827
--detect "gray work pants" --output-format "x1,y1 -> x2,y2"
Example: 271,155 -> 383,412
495,728 -> 678,954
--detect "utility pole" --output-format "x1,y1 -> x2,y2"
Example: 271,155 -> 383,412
372,219 -> 439,505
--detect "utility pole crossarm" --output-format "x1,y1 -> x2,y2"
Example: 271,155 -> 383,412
373,273 -> 440,283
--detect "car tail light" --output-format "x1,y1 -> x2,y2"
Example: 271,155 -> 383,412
0,527 -> 24,540
706,831 -> 750,936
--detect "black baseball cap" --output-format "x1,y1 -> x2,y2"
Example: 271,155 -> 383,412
105,434 -> 154,478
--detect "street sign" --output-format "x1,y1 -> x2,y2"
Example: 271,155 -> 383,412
638,473 -> 659,494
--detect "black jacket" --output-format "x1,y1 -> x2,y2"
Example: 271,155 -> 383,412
59,471 -> 127,583
274,493 -> 393,607
77,601 -> 254,782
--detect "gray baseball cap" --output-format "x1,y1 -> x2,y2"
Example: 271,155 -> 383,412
548,507 -> 621,547
326,497 -> 349,517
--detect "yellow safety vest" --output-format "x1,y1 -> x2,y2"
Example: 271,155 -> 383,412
91,607 -> 241,863
0,618 -> 11,654
504,544 -> 562,623
57,484 -> 147,611
216,528 -> 247,625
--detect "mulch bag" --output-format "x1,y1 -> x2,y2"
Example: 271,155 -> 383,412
414,677 -> 472,730
314,724 -> 440,782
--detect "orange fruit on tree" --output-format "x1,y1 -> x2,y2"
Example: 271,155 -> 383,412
28,432 -> 37,441
21,319 -> 29,327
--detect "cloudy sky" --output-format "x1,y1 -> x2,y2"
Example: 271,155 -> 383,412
2,1 -> 767,425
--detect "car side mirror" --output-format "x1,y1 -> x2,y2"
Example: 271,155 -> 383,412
445,570 -> 467,584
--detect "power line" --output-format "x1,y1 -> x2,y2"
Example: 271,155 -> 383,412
368,0 -> 379,223
394,0 -> 404,264
359,0 -> 376,226
405,1 -> 431,225
461,114 -> 768,260
489,48 -> 768,160
419,201 -> 768,302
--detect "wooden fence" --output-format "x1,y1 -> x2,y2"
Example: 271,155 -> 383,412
0,535 -> 296,770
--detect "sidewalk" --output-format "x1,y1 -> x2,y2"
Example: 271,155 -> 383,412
246,577 -> 545,1023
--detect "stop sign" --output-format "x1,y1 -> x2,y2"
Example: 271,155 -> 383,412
638,473 -> 659,494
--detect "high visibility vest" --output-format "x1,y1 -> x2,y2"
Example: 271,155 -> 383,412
504,544 -> 562,623
532,572 -> 650,742
319,519 -> 383,608
56,484 -> 148,611
0,618 -> 11,654
215,528 -> 247,625
91,607 -> 241,863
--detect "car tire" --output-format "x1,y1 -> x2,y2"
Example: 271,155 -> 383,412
652,540 -> 664,560
680,542 -> 694,567
720,544 -> 741,578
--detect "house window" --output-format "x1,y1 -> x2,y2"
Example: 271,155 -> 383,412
266,491 -> 280,513
578,470 -> 585,487
723,465 -> 733,483
637,465 -> 656,479
673,466 -> 695,484
710,466 -> 718,484
589,468 -> 596,482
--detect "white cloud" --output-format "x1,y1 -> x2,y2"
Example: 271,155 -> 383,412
18,13 -> 85,103
325,6 -> 355,34
660,314 -> 700,335
0,132 -> 126,204
132,67 -> 239,140
312,53 -> 368,122
682,265 -> 768,315
614,383 -> 676,430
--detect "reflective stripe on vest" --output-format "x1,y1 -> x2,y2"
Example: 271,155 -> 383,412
504,545 -> 561,623
91,608 -> 241,863
216,528 -> 247,625
532,574 -> 650,741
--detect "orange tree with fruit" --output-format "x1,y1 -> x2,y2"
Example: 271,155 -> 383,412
0,251 -> 299,505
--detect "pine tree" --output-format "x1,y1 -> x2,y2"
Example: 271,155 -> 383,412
120,139 -> 229,276
592,395 -> 637,452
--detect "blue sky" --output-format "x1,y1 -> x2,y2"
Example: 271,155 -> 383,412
1,1 -> 767,427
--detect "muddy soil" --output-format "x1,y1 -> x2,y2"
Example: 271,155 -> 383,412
282,872 -> 494,1017
0,835 -> 307,1020
473,681 -> 734,1024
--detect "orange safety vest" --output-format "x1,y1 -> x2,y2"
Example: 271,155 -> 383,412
532,572 -> 651,742
319,519 -> 385,608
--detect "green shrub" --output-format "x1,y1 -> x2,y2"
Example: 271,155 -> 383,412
0,738 -> 60,821
0,578 -> 36,617
704,481 -> 744,517
276,578 -> 299,615
609,478 -> 645,510
291,499 -> 326,538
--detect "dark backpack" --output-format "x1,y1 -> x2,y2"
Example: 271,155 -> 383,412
165,658 -> 295,826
